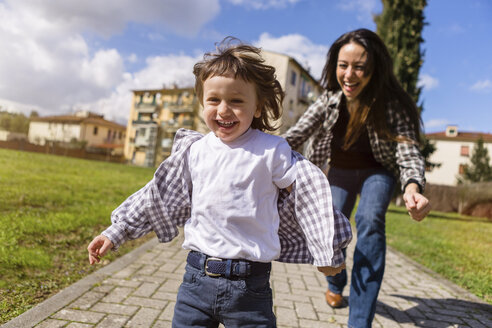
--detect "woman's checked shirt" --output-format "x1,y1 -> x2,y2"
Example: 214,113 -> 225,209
284,90 -> 426,191
102,129 -> 352,267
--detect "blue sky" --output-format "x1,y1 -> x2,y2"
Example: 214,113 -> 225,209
0,0 -> 490,133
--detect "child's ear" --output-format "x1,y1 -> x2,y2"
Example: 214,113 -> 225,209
254,105 -> 262,118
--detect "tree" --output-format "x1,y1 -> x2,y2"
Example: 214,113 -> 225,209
461,137 -> 492,183
0,110 -> 30,133
374,0 -> 438,170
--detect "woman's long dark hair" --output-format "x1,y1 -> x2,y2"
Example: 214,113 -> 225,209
320,28 -> 422,148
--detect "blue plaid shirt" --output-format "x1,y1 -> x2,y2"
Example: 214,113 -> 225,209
102,129 -> 352,267
284,90 -> 426,191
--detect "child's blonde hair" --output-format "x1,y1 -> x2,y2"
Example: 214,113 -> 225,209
193,37 -> 284,132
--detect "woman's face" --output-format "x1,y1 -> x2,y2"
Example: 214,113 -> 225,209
336,42 -> 372,103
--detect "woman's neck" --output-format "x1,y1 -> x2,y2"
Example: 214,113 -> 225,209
345,98 -> 360,115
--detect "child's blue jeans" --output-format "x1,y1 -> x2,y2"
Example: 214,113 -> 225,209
172,252 -> 276,327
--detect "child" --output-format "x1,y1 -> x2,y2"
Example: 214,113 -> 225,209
88,37 -> 352,327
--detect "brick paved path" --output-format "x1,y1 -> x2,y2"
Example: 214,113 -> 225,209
3,232 -> 491,328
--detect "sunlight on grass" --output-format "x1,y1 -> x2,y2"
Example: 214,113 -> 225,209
386,206 -> 492,304
0,148 -> 155,324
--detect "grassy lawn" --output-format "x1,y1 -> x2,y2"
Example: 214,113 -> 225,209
386,205 -> 492,304
0,148 -> 155,324
1,148 -> 491,324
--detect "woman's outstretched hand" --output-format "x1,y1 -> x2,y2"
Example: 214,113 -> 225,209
403,183 -> 430,222
87,235 -> 113,265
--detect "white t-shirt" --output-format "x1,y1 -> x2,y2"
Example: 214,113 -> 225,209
181,128 -> 297,262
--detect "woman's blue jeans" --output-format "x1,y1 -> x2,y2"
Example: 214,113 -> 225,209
327,167 -> 396,328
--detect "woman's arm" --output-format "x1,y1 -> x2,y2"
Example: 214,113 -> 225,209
282,92 -> 329,149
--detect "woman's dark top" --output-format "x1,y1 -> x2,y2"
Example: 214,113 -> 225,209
330,103 -> 382,169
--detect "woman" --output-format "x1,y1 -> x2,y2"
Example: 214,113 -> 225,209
283,28 -> 430,328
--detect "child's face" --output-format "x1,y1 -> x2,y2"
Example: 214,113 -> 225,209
202,74 -> 261,143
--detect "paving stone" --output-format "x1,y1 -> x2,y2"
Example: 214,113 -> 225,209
299,318 -> 342,327
275,306 -> 299,327
316,313 -> 349,325
52,309 -> 105,324
152,291 -> 179,301
102,278 -> 142,288
156,279 -> 181,293
35,319 -> 68,328
294,301 -> 317,320
125,307 -> 161,327
65,323 -> 94,328
91,302 -> 139,316
158,302 -> 175,321
124,296 -> 168,309
94,314 -> 129,328
69,291 -> 107,310
101,286 -> 135,303
152,320 -> 172,328
374,313 -> 403,328
132,282 -> 160,297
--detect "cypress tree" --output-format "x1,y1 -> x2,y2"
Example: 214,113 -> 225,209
374,0 -> 438,171
463,137 -> 492,183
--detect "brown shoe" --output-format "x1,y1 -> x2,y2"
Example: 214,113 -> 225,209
325,290 -> 344,308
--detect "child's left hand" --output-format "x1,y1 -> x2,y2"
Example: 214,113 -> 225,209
317,262 -> 346,276
87,235 -> 113,265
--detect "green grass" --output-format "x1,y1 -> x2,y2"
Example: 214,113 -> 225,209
0,148 -> 155,324
386,205 -> 492,304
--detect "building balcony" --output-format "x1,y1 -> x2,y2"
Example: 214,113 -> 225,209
167,104 -> 195,113
132,120 -> 158,127
135,102 -> 158,113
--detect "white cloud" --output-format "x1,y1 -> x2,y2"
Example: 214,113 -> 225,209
337,0 -> 378,23
0,0 -> 220,122
255,33 -> 328,79
470,79 -> 492,93
418,74 -> 439,90
5,0 -> 220,38
226,0 -> 300,10
76,54 -> 199,124
425,119 -> 451,129
127,54 -> 138,64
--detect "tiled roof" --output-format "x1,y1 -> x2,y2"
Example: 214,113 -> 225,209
31,115 -> 126,130
426,131 -> 492,142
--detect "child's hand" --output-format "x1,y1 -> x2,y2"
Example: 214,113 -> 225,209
317,262 -> 346,276
87,235 -> 113,265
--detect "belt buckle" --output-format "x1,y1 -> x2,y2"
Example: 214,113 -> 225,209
205,257 -> 222,277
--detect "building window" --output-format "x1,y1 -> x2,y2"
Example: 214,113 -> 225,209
460,145 -> 469,157
119,131 -> 122,140
107,130 -> 111,140
93,127 -> 98,135
290,71 -> 297,86
459,164 -> 468,175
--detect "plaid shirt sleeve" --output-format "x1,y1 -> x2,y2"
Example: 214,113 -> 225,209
283,92 -> 328,150
102,129 -> 203,250
284,152 -> 352,267
392,109 -> 426,191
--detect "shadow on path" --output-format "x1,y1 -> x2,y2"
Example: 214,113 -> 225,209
376,294 -> 492,327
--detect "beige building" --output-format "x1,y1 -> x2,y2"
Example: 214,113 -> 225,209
425,125 -> 492,185
125,51 -> 322,167
261,50 -> 323,134
28,111 -> 126,154
124,87 -> 205,167
0,129 -> 27,141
